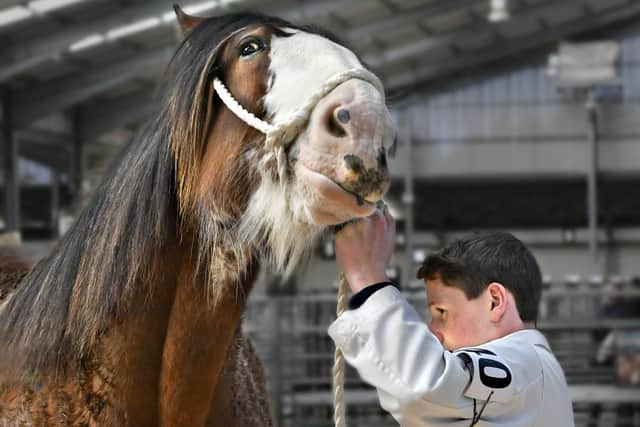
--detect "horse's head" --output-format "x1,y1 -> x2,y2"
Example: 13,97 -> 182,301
169,9 -> 396,274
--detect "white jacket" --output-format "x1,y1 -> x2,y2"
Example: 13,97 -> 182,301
328,286 -> 574,427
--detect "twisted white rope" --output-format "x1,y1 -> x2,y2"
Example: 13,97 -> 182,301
213,68 -> 384,183
212,78 -> 276,135
332,273 -> 349,427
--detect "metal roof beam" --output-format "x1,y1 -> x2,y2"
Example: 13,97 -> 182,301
3,0 -> 377,130
347,0 -> 482,47
0,1 -> 26,9
12,45 -> 173,128
0,0 -> 255,82
282,0 -> 364,23
363,0 -> 564,70
0,0 -> 354,82
386,0 -> 640,95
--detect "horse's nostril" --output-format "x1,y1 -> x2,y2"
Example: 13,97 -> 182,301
327,108 -> 348,138
344,154 -> 365,174
336,109 -> 351,124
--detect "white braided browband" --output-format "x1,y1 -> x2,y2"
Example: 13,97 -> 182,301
213,68 -> 385,183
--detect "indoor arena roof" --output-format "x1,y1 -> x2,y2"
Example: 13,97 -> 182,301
1,0 -> 639,173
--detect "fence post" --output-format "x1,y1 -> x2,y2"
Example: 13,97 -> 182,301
270,297 -> 283,426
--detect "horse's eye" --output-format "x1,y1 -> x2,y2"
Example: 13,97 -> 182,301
240,39 -> 264,58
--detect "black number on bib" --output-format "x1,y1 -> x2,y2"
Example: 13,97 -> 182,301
478,357 -> 512,389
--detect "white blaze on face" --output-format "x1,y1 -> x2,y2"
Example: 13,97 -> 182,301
259,28 -> 393,227
264,30 -> 364,122
236,29 -> 393,274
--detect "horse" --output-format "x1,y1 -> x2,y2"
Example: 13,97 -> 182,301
0,7 -> 396,426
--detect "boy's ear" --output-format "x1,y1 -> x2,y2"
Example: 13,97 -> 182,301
487,282 -> 507,321
174,5 -> 205,35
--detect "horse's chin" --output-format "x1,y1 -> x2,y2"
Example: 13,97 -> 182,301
295,163 -> 378,226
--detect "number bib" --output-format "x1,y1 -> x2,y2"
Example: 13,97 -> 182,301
455,348 -> 514,403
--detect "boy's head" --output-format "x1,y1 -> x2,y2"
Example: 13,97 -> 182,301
417,232 -> 542,350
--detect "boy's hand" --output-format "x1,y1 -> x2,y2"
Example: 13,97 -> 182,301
334,205 -> 396,293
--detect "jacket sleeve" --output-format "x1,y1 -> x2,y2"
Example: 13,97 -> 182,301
328,286 -> 473,408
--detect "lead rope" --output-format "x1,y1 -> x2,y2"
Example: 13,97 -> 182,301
332,273 -> 349,427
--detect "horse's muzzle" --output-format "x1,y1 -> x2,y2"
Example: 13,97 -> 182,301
305,78 -> 396,204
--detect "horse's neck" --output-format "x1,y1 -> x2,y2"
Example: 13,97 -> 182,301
158,240 -> 259,426
91,235 -> 258,426
88,242 -> 183,425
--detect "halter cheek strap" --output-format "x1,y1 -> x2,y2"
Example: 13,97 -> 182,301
212,68 -> 385,183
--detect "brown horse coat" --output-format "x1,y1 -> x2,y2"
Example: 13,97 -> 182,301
0,8 -> 395,427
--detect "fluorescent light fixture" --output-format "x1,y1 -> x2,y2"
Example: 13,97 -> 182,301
488,0 -> 510,22
0,6 -> 33,27
162,11 -> 176,23
66,0 -> 243,53
69,34 -> 104,52
107,17 -> 161,40
29,0 -> 87,14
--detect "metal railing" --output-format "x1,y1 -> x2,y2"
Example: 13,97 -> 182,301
244,286 -> 640,427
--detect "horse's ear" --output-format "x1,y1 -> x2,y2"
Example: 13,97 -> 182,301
174,4 -> 204,35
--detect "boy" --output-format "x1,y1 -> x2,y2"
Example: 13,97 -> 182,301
328,208 -> 574,426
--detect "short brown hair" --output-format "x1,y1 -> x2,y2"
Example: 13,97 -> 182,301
417,232 -> 542,322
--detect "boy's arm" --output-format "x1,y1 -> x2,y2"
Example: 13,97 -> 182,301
331,209 -> 516,411
329,285 -> 471,407
329,285 -> 517,409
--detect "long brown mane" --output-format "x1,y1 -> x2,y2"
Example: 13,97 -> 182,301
0,12 -> 343,381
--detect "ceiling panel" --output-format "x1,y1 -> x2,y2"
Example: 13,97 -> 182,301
366,22 -> 425,49
423,8 -> 472,34
331,0 -> 390,27
497,16 -> 541,38
536,3 -> 585,27
18,56 -> 80,81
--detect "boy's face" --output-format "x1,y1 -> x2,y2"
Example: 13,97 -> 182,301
425,277 -> 493,351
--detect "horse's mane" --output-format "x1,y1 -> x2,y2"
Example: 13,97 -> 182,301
0,110 -> 177,378
0,12 -> 344,379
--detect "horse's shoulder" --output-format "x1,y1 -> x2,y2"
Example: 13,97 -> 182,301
0,248 -> 32,302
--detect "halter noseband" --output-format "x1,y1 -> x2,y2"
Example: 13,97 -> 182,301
212,68 -> 385,183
